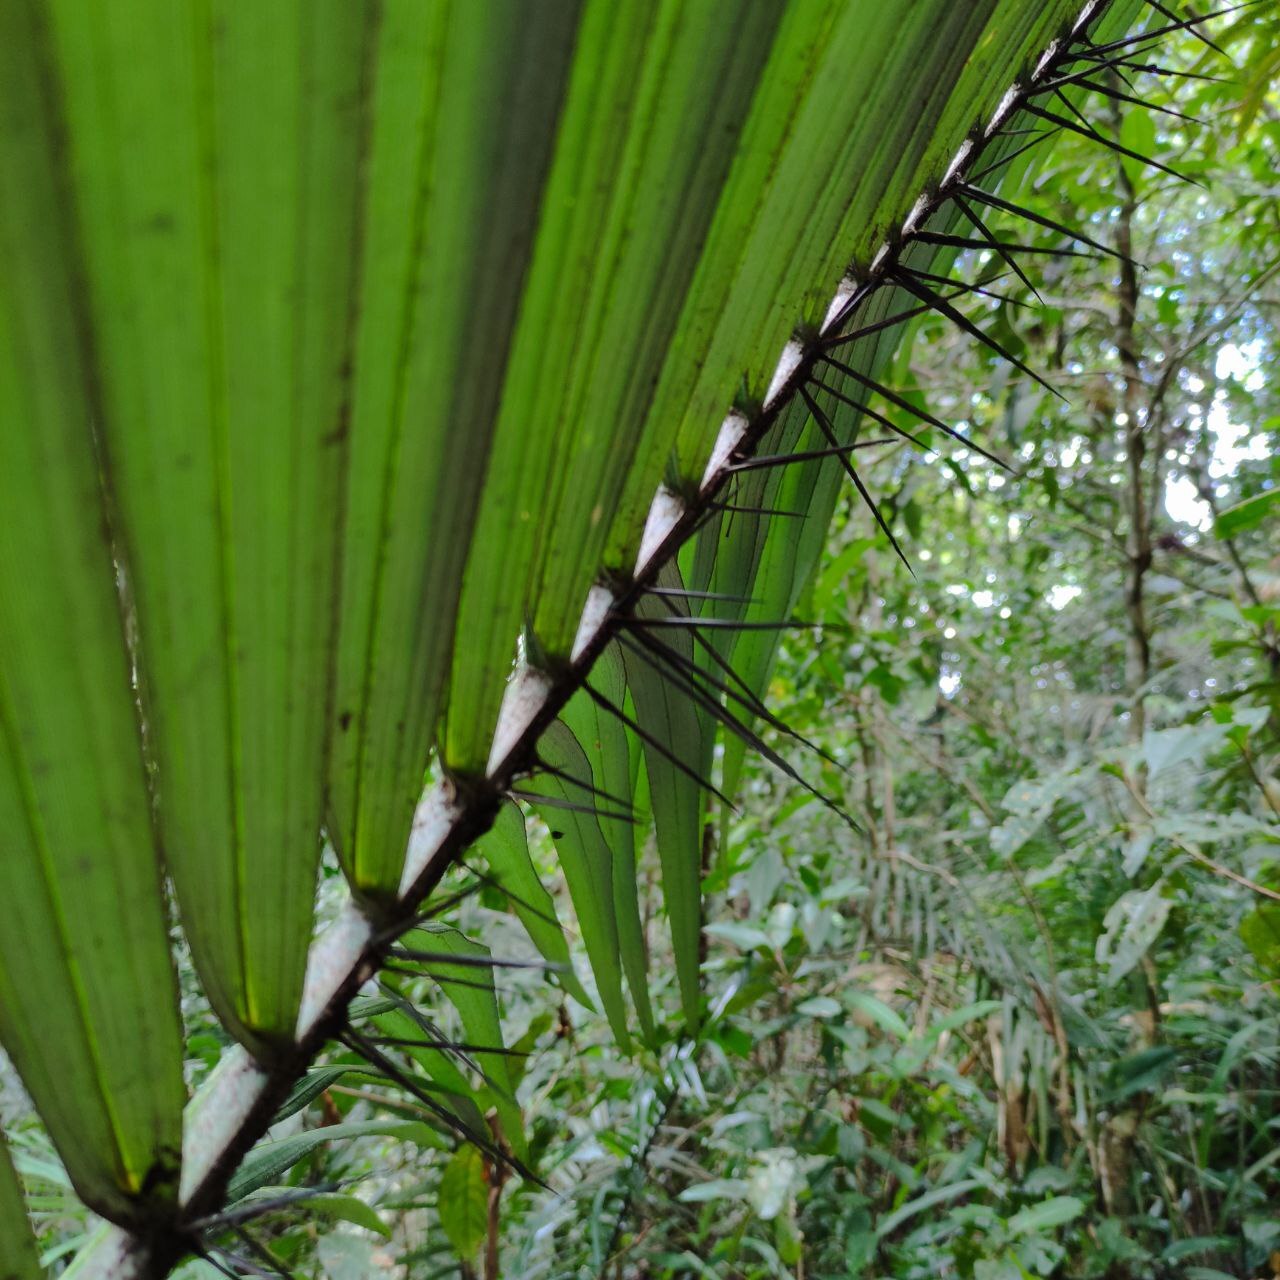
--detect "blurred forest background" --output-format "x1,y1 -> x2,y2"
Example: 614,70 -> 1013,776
5,9 -> 1280,1279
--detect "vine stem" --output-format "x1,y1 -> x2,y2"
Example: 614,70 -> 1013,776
67,4 -> 1111,1273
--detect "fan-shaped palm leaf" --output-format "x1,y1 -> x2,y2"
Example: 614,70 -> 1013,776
0,1 -> 1182,1273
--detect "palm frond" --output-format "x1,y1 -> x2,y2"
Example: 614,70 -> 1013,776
0,1 -> 1221,1273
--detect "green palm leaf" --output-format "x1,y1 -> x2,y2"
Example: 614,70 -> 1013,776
0,2 -> 1172,1270
562,646 -> 658,1044
39,0 -> 370,1056
0,1130 -> 39,1280
0,0 -> 184,1222
399,925 -> 526,1160
331,1 -> 582,890
472,800 -> 594,1011
533,722 -> 632,1049
622,573 -> 716,1032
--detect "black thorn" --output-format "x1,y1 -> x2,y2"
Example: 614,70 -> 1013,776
1084,55 -> 1230,84
193,1242 -> 250,1280
1078,3 -> 1247,61
968,129 -> 1058,185
624,615 -> 825,633
628,622 -> 849,778
190,1185 -> 345,1234
824,277 -> 1013,350
530,756 -> 637,816
1066,73 -> 1206,126
725,437 -> 897,475
367,1035 -> 533,1057
952,194 -> 1043,304
903,264 -> 1034,310
1140,0 -> 1227,56
389,946 -> 563,972
799,386 -> 915,578
824,299 -> 936,350
1053,85 -> 1110,137
1022,101 -> 1201,187
710,500 -> 807,518
512,788 -> 639,826
646,585 -> 758,603
402,879 -> 485,929
817,354 -> 1011,472
912,231 -> 1095,259
616,632 -> 857,829
230,1228 -> 295,1280
374,984 -> 487,1078
808,377 -> 933,456
889,265 -> 1064,400
583,681 -> 735,810
1042,61 -> 1207,122
825,279 -> 878,338
380,963 -> 510,996
957,183 -> 1136,265
457,858 -> 563,931
1096,57 -> 1144,95
652,592 -> 776,720
343,1027 -> 545,1187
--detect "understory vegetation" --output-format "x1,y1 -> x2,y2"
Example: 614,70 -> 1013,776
3,8 -> 1279,1280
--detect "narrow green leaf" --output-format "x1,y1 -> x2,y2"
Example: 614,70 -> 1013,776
1096,885 -> 1172,985
472,800 -> 594,1010
875,1178 -> 984,1237
0,1130 -> 39,1280
443,0 -> 781,767
404,926 -> 526,1159
371,1002 -> 490,1141
0,0 -> 185,1220
923,1000 -> 1005,1041
606,0 -> 1088,570
226,1119 -> 445,1204
526,0 -> 786,661
332,0 -> 582,882
42,0 -> 373,1052
273,1066 -> 358,1127
1007,1195 -> 1086,1235
1240,904 -> 1280,978
690,305 -> 902,804
238,1187 -> 391,1238
621,573 -> 714,1032
532,725 -> 633,1050
437,1145 -> 488,1262
796,996 -> 842,1018
561,646 -> 657,1043
845,993 -> 911,1041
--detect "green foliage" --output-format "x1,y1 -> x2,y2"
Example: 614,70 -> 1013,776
438,1145 -> 489,1263
0,1130 -> 39,1280
3,3 -> 1279,1278
225,1120 -> 444,1204
103,14 -> 1277,1276
473,801 -> 595,1011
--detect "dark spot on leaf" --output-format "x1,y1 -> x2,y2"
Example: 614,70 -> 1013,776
142,211 -> 175,235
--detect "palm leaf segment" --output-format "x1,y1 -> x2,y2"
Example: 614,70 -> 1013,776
0,0 -> 1149,1260
0,1129 -> 39,1280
